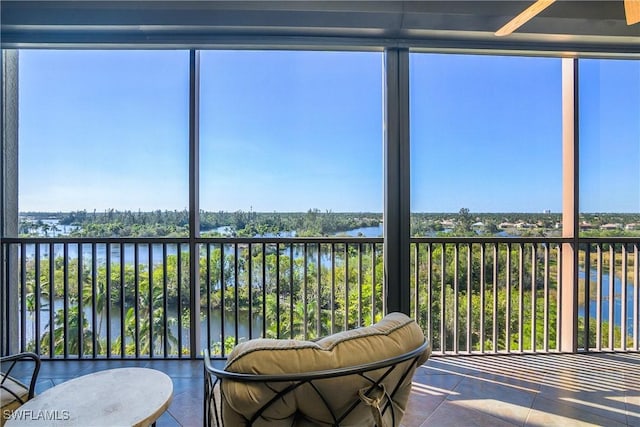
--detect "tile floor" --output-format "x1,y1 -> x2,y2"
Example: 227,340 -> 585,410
10,352 -> 640,426
405,352 -> 640,427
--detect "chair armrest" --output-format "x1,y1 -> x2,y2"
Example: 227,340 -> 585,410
1,352 -> 41,399
204,340 -> 429,382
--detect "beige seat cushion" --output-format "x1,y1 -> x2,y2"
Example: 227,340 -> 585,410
220,312 -> 429,426
1,374 -> 30,426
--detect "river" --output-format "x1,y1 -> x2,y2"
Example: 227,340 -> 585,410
24,222 -> 383,267
577,270 -> 637,338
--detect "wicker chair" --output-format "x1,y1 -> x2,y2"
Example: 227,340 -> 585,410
204,313 -> 430,426
1,352 -> 41,426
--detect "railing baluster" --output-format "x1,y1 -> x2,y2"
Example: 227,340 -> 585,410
344,243 -> 349,332
609,245 -> 615,350
466,243 -> 472,353
531,243 -> 537,352
622,243 -> 628,351
234,243 -> 240,344
34,243 -> 41,355
205,243 -> 211,352
289,243 -> 294,338
20,243 -> 26,352
248,243 -> 254,340
479,243 -> 485,354
106,243 -> 112,358
163,244 -> 168,357
317,242 -> 322,337
518,243 -> 524,353
441,243 -> 446,354
148,243 -> 154,357
77,243 -> 84,358
91,243 -> 97,358
505,243 -> 511,354
492,243 -> 498,353
543,243 -> 549,352
119,243 -> 125,358
276,243 -> 281,338
556,243 -> 562,352
262,242 -> 267,339
49,242 -> 55,358
427,243 -> 433,347
453,243 -> 459,355
371,243 -> 377,325
330,243 -> 336,335
218,243 -> 224,356
134,243 -> 139,358
633,242 -> 640,351
302,243 -> 308,339
413,243 -> 419,327
177,244 -> 183,358
584,243 -> 592,350
358,243 -> 363,328
596,244 -> 602,351
62,243 -> 69,358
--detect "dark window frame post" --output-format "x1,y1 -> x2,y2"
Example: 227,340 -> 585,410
1,49 -> 20,355
189,50 -> 201,358
383,48 -> 411,315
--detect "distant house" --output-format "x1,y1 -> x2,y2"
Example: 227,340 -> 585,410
625,223 -> 640,230
515,222 -> 534,229
579,222 -> 595,230
499,222 -> 516,229
601,223 -> 623,230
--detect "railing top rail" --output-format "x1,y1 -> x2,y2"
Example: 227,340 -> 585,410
197,237 -> 384,244
3,236 -> 637,245
1,237 -> 190,244
409,236 -> 571,244
578,237 -> 640,244
1,236 -> 385,244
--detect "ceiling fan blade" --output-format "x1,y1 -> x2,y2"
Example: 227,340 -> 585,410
495,0 -> 556,36
625,0 -> 640,25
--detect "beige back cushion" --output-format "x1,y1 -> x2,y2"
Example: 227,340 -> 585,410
220,312 -> 429,426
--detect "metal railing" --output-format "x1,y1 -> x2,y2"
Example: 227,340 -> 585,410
1,237 -> 384,359
411,238 -> 566,355
580,239 -> 640,352
199,238 -> 384,357
2,236 -> 638,359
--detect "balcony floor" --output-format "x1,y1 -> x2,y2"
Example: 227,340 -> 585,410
24,352 -> 640,426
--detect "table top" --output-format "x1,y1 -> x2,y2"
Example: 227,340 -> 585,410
5,367 -> 173,427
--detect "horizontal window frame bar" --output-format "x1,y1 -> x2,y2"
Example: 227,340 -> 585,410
1,33 -> 638,59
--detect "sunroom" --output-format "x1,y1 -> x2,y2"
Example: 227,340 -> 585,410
1,1 -> 640,426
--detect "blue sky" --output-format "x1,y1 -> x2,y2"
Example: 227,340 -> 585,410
18,50 -> 639,213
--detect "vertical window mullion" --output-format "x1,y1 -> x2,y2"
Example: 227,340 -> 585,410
189,49 -> 201,358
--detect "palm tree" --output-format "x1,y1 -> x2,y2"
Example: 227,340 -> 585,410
24,279 -> 50,351
40,304 -> 100,356
82,279 -> 107,343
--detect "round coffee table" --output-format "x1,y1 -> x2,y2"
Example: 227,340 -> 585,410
5,367 -> 173,426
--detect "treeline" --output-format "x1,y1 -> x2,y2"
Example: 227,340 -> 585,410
200,209 -> 381,237
18,209 -> 640,239
19,209 -> 382,238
